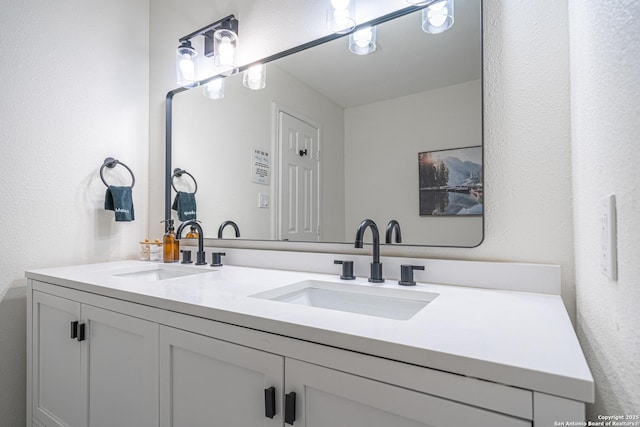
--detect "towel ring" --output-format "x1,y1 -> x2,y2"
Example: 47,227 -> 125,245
100,157 -> 135,188
171,168 -> 198,194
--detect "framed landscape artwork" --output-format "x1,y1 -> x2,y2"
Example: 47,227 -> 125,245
418,146 -> 483,216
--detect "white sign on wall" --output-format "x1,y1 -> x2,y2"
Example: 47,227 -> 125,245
251,147 -> 270,185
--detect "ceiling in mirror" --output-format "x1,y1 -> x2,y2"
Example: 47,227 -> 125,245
278,3 -> 480,108
168,0 -> 483,247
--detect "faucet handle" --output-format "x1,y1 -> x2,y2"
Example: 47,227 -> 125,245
399,265 -> 425,286
211,252 -> 226,267
180,249 -> 192,264
334,260 -> 355,280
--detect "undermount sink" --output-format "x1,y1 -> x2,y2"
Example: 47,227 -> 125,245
113,266 -> 209,281
252,280 -> 438,320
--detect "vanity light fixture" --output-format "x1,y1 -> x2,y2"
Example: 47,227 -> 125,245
242,64 -> 267,90
327,0 -> 356,34
176,41 -> 198,87
175,15 -> 239,88
348,26 -> 377,55
422,0 -> 454,34
203,77 -> 225,99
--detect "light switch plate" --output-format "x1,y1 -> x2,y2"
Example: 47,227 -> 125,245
258,193 -> 270,208
600,194 -> 617,280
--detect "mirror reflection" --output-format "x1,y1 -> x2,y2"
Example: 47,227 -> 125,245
170,0 -> 482,247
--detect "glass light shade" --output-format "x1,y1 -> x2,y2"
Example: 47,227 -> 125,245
422,0 -> 454,34
203,77 -> 225,99
349,26 -> 376,55
327,0 -> 356,34
213,29 -> 238,67
243,64 -> 267,90
176,43 -> 198,87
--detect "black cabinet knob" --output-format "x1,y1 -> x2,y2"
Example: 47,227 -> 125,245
399,265 -> 425,286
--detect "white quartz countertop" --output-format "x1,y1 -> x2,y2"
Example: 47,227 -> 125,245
26,260 -> 594,403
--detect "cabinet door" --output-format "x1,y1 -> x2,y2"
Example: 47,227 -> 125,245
80,304 -> 159,427
160,326 -> 284,427
285,359 -> 531,427
32,291 -> 83,427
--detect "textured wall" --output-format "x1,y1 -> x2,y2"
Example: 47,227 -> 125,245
0,0 -> 149,425
569,0 -> 640,416
150,0 -> 576,320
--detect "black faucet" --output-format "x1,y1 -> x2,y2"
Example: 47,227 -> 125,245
385,220 -> 402,244
176,220 -> 206,265
218,220 -> 240,239
354,219 -> 384,283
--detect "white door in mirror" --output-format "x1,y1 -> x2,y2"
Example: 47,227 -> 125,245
278,112 -> 320,242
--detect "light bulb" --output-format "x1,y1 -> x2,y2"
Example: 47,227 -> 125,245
214,29 -> 237,67
331,0 -> 350,9
349,25 -> 376,55
176,42 -> 198,87
178,54 -> 196,81
327,0 -> 355,33
422,0 -> 454,34
243,64 -> 266,90
333,9 -> 353,30
208,78 -> 223,90
218,37 -> 234,63
429,0 -> 447,11
428,5 -> 449,27
353,27 -> 373,47
203,77 -> 225,99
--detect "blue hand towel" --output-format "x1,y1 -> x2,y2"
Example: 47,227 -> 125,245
172,191 -> 197,221
105,186 -> 135,222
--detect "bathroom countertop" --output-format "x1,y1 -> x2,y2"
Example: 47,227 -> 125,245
26,260 -> 594,403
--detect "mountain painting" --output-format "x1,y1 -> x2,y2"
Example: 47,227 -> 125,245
418,146 -> 483,216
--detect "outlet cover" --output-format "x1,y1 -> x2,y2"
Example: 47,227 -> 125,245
600,194 -> 617,280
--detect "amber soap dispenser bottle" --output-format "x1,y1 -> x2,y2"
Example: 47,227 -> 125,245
162,219 -> 179,263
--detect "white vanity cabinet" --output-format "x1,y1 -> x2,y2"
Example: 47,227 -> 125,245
26,269 -> 590,427
30,289 -> 159,427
